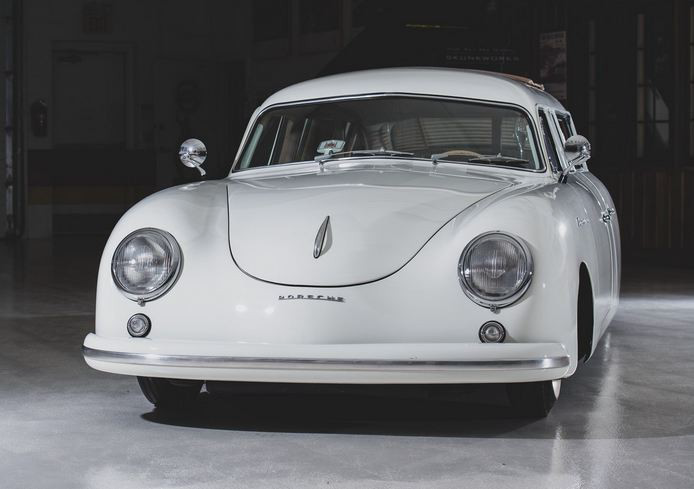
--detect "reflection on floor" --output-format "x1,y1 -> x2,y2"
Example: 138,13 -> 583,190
1,238 -> 693,489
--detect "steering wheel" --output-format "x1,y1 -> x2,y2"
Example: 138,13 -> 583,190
433,149 -> 483,159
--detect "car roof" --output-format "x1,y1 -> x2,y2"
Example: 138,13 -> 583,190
261,67 -> 567,115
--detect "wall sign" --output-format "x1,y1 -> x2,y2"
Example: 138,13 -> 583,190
539,31 -> 567,101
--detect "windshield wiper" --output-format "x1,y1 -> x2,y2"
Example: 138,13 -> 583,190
431,152 -> 529,166
315,149 -> 415,163
468,154 -> 529,164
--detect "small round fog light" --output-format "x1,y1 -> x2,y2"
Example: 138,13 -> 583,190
127,314 -> 151,337
479,321 -> 505,343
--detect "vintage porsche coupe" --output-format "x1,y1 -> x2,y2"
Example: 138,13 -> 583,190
82,68 -> 620,417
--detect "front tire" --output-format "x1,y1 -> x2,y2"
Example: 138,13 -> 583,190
506,380 -> 561,418
137,377 -> 203,410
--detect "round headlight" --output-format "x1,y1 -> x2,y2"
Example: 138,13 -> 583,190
459,232 -> 533,308
111,228 -> 182,302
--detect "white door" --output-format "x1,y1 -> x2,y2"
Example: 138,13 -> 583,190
549,109 -> 618,332
576,172 -> 620,323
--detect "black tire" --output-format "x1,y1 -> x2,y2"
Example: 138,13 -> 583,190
506,380 -> 560,418
137,377 -> 203,410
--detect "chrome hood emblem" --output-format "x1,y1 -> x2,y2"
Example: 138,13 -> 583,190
313,216 -> 330,259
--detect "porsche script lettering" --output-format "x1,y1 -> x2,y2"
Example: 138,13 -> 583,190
279,294 -> 345,303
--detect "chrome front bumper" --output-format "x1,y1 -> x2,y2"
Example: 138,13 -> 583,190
82,334 -> 572,384
82,346 -> 568,371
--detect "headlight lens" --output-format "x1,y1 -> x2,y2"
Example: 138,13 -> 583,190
111,228 -> 182,301
459,232 -> 533,308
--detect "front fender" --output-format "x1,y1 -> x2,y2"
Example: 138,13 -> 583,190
95,181 -> 230,337
427,180 -> 603,373
94,178 -> 593,379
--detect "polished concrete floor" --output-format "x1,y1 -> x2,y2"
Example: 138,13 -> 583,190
1,238 -> 693,489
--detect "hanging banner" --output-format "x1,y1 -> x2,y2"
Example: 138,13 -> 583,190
539,31 -> 567,101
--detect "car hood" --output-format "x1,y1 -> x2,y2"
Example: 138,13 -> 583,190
226,161 -> 515,287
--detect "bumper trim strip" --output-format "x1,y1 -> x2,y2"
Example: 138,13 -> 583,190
82,346 -> 570,371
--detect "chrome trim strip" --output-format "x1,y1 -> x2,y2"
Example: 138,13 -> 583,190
82,346 -> 569,371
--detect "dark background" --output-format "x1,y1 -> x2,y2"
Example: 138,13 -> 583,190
1,0 -> 692,263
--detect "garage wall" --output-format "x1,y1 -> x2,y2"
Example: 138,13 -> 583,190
565,0 -> 694,260
20,0 -> 364,238
0,0 -> 11,238
20,0 -> 691,257
0,40 -> 6,239
21,0 -> 254,237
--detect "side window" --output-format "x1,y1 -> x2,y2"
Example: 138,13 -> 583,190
539,109 -> 561,172
556,113 -> 575,142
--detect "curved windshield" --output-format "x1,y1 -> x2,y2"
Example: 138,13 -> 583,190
235,97 -> 543,172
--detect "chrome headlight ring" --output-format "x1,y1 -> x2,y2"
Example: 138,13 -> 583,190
111,228 -> 182,303
458,231 -> 533,310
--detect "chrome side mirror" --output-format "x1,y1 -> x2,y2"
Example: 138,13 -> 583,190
560,135 -> 591,183
179,138 -> 207,177
564,135 -> 591,165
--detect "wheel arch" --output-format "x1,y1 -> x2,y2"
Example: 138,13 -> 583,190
577,262 -> 595,362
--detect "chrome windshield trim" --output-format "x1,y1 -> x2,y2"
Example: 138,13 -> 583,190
82,346 -> 569,371
230,156 -> 549,179
230,92 -> 548,175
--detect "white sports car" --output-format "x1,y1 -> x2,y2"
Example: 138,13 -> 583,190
82,68 -> 620,417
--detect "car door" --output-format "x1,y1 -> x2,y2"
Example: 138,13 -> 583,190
549,109 -> 619,332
